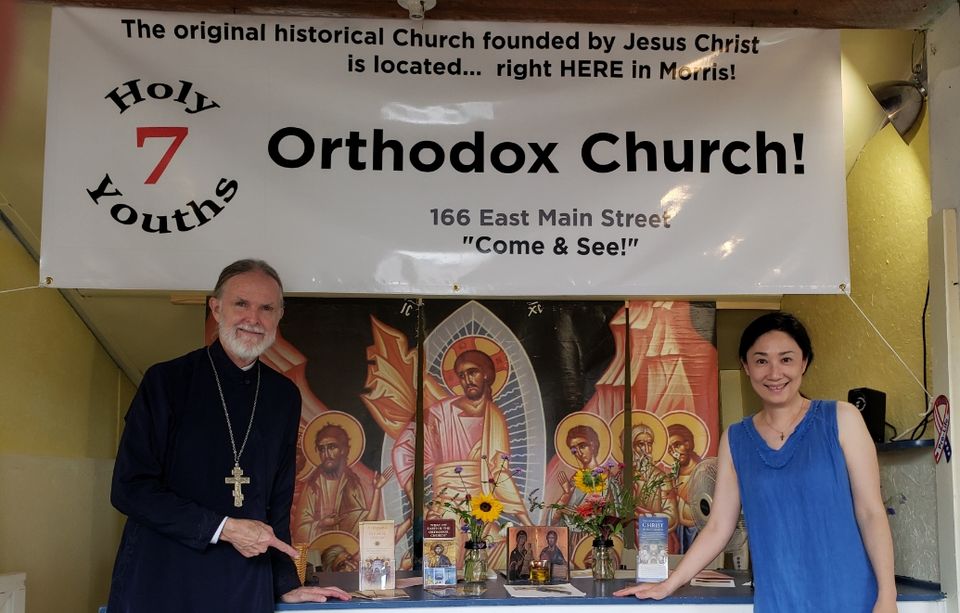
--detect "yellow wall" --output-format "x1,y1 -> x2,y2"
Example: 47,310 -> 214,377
717,31 -> 931,439
0,223 -> 135,612
784,122 -> 930,436
0,7 -> 134,613
782,30 -> 931,437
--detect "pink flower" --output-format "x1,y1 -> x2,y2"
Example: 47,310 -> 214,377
584,493 -> 606,505
575,501 -> 595,518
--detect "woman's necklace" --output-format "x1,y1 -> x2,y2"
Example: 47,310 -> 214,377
762,399 -> 809,442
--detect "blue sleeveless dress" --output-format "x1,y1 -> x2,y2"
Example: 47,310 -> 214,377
728,400 -> 877,612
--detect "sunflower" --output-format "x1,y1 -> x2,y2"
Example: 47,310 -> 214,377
573,469 -> 607,494
470,492 -> 504,523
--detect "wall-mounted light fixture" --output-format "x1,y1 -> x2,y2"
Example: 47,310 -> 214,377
398,0 -> 436,20
869,31 -> 927,140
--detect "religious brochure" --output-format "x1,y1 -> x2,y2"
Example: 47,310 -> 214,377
503,583 -> 586,598
506,526 -> 569,582
422,519 -> 458,586
350,589 -> 410,600
635,516 -> 669,583
358,520 -> 396,590
689,569 -> 736,588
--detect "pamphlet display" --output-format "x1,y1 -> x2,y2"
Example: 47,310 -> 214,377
359,520 -> 396,590
422,519 -> 458,586
635,516 -> 669,582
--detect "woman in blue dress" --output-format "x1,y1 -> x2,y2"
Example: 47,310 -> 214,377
615,312 -> 897,612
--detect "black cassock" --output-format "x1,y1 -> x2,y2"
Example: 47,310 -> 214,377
108,340 -> 301,612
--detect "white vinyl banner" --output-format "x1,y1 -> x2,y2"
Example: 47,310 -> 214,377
41,8 -> 848,295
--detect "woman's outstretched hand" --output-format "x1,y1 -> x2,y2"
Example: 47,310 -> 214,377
613,580 -> 675,600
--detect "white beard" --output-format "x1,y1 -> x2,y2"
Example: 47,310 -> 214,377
218,321 -> 276,362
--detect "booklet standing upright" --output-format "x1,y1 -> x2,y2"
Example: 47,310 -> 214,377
635,516 -> 669,583
359,520 -> 396,590
422,518 -> 458,586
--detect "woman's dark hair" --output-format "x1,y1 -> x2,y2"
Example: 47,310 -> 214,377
738,311 -> 814,372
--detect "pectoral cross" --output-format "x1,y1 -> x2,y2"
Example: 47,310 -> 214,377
225,464 -> 250,508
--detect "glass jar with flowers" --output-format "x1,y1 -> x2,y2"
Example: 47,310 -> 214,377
528,462 -> 633,580
462,539 -> 488,583
590,538 -> 616,580
433,455 -> 517,584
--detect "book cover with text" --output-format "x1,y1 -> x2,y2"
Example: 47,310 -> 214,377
423,519 -> 457,586
359,520 -> 396,590
635,516 -> 668,582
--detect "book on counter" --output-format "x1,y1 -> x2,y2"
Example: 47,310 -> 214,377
635,516 -> 669,583
358,520 -> 396,590
351,589 -> 410,600
689,569 -> 736,588
422,518 -> 458,586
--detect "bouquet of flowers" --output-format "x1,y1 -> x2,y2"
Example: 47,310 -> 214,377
635,454 -> 681,513
433,454 -> 518,544
528,462 -> 634,540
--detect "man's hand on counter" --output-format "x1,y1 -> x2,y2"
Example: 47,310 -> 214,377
281,586 -> 353,603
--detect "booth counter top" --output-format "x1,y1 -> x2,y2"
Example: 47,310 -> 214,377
276,572 -> 945,612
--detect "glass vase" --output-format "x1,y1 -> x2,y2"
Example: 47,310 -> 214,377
463,540 -> 488,583
591,538 -> 616,580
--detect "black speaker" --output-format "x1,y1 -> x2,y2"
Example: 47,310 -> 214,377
847,388 -> 886,443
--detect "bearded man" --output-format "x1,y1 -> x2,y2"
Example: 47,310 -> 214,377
632,425 -> 678,534
321,544 -> 359,572
666,422 -> 703,552
539,529 -> 568,580
293,423 -> 367,542
107,259 -> 350,612
393,348 -> 530,568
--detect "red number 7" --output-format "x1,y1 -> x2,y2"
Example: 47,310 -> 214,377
136,126 -> 189,184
